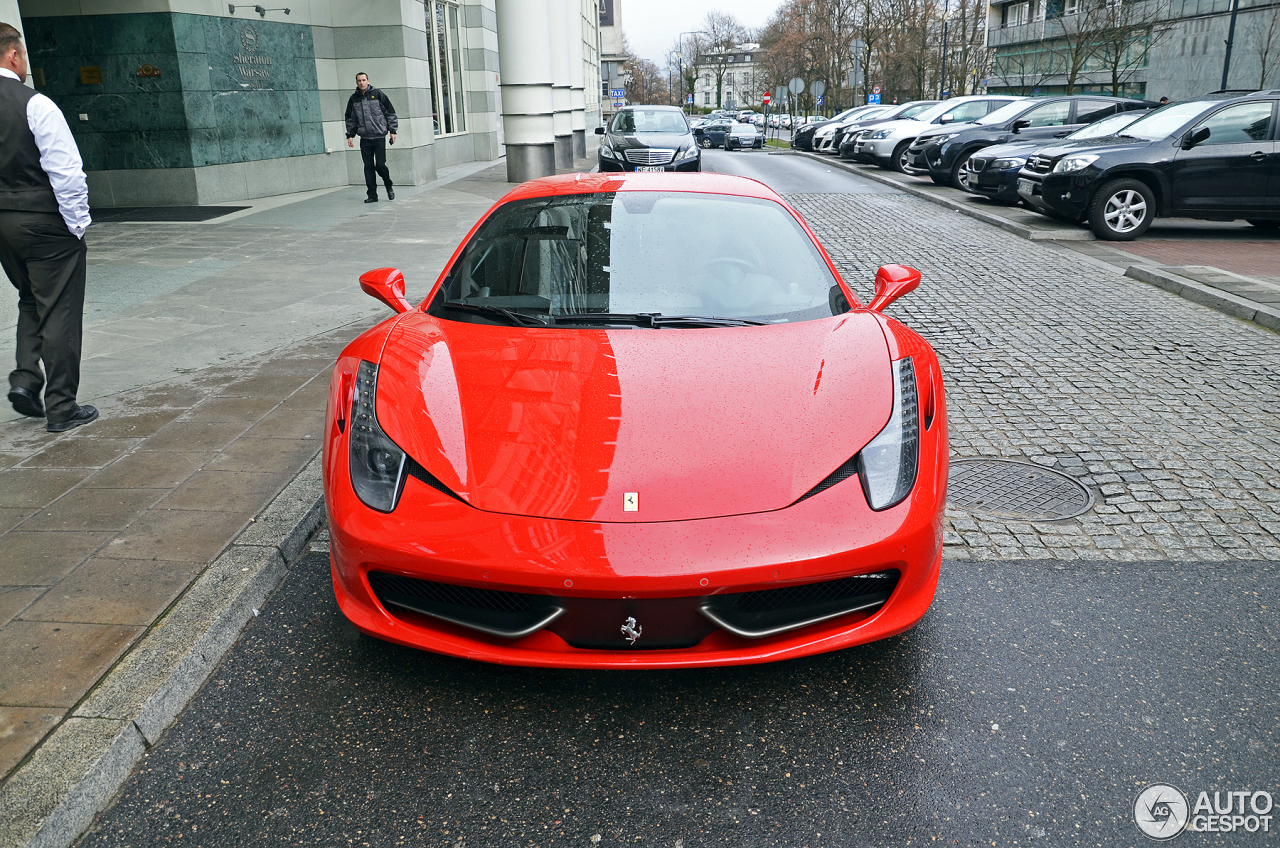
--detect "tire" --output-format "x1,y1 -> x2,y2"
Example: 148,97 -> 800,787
699,137 -> 712,149
1246,219 -> 1279,230
889,140 -> 912,173
951,151 -> 975,190
1088,178 -> 1155,241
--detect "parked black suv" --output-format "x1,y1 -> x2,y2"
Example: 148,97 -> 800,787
1017,91 -> 1280,240
963,110 -> 1150,204
906,95 -> 1154,188
597,106 -> 702,172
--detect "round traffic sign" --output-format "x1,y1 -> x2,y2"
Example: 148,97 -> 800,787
872,85 -> 881,95
810,80 -> 825,97
762,92 -> 771,105
787,77 -> 805,95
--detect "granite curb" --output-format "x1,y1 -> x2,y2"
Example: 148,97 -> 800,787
0,454 -> 325,848
1123,265 -> 1280,333
780,149 -> 1095,241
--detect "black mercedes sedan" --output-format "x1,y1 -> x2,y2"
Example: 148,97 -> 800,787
1017,91 -> 1280,240
596,106 -> 702,172
906,95 -> 1153,188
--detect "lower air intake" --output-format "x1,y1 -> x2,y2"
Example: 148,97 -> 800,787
700,571 -> 900,639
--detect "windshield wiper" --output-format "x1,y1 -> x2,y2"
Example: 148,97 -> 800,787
442,301 -> 546,326
547,313 -> 765,328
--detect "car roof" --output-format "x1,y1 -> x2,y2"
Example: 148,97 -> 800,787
616,104 -> 685,112
501,172 -> 784,204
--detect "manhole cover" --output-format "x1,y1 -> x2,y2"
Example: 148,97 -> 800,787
948,459 -> 1093,520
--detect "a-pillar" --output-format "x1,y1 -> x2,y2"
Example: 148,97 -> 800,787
548,0 -> 573,169
495,0 -> 555,182
568,0 -> 587,158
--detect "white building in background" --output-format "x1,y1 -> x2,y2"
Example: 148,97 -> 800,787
8,0 -> 603,205
598,0 -> 626,120
693,44 -> 767,111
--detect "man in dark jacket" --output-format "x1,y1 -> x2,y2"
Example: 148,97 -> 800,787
345,73 -> 398,203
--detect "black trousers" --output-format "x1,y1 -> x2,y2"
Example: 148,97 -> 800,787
359,136 -> 393,198
0,210 -> 87,422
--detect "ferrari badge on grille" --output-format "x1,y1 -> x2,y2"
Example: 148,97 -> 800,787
623,492 -> 638,512
620,617 -> 643,645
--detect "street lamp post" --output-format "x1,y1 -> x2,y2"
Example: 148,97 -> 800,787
939,0 -> 951,99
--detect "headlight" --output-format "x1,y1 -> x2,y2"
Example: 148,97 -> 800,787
349,360 -> 408,513
927,133 -> 955,145
1052,153 -> 1099,173
680,145 -> 699,160
858,358 -> 919,511
991,157 -> 1027,170
600,143 -> 616,160
869,129 -> 892,139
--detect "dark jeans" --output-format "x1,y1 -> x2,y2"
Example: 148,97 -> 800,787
0,210 -> 88,422
359,136 -> 393,198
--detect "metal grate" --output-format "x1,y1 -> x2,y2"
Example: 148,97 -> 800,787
367,572 -> 536,613
728,572 -> 899,614
948,459 -> 1093,520
623,149 -> 676,165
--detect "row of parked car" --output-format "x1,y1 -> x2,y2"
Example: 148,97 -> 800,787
795,90 -> 1280,240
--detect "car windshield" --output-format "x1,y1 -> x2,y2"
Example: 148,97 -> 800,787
894,102 -> 937,119
1114,101 -> 1211,140
732,122 -> 755,131
1067,110 -> 1144,139
976,99 -> 1039,126
610,110 -> 688,134
910,99 -> 975,123
431,191 -> 843,326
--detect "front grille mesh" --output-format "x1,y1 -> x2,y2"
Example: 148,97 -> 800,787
726,571 -> 899,613
368,572 -> 536,613
968,158 -> 988,172
623,149 -> 676,165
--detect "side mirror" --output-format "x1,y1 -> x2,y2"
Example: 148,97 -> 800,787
938,113 -> 954,124
1011,118 -> 1031,133
594,126 -> 606,135
359,267 -> 411,314
1182,126 -> 1210,149
867,264 -> 921,312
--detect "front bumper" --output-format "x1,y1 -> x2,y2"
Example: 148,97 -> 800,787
1016,169 -> 1090,219
324,386 -> 948,668
965,162 -> 1022,202
855,137 -> 896,163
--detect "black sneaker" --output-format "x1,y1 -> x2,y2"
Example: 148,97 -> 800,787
386,188 -> 395,200
364,197 -> 379,203
47,404 -> 98,433
7,386 -> 44,418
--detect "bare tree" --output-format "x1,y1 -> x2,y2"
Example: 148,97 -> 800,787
1094,0 -> 1173,96
1251,0 -> 1280,87
697,11 -> 750,109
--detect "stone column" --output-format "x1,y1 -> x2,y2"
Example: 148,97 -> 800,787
547,0 -> 573,169
495,0 -> 555,181
567,0 -> 587,158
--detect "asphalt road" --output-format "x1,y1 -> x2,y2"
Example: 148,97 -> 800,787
77,152 -> 1280,848
700,147 -> 899,195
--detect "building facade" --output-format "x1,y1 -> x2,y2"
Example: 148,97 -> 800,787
4,0 -> 602,205
985,0 -> 1280,99
693,45 -> 766,111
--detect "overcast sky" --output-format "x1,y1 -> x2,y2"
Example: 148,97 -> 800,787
622,1 -> 781,68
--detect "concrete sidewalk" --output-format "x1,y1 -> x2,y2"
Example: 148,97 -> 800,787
0,155 -> 585,848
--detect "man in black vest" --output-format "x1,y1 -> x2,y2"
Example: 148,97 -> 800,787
345,72 -> 398,203
0,23 -> 96,432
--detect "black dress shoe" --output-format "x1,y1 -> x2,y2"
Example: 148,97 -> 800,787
386,188 -> 395,200
364,197 -> 378,203
8,386 -> 44,418
46,404 -> 98,433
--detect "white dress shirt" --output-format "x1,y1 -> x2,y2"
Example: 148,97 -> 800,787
0,67 -> 91,239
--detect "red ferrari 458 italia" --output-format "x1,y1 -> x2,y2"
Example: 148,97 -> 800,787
322,171 -> 947,668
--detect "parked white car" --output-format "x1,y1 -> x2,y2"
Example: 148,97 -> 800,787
811,105 -> 894,153
850,95 -> 1024,172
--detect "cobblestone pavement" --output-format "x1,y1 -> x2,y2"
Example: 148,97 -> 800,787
789,193 -> 1280,563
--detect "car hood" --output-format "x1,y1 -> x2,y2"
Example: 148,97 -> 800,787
915,122 -> 980,142
865,118 -> 932,138
608,132 -> 693,150
971,139 -> 1044,161
1035,135 -> 1155,159
375,313 -> 894,523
